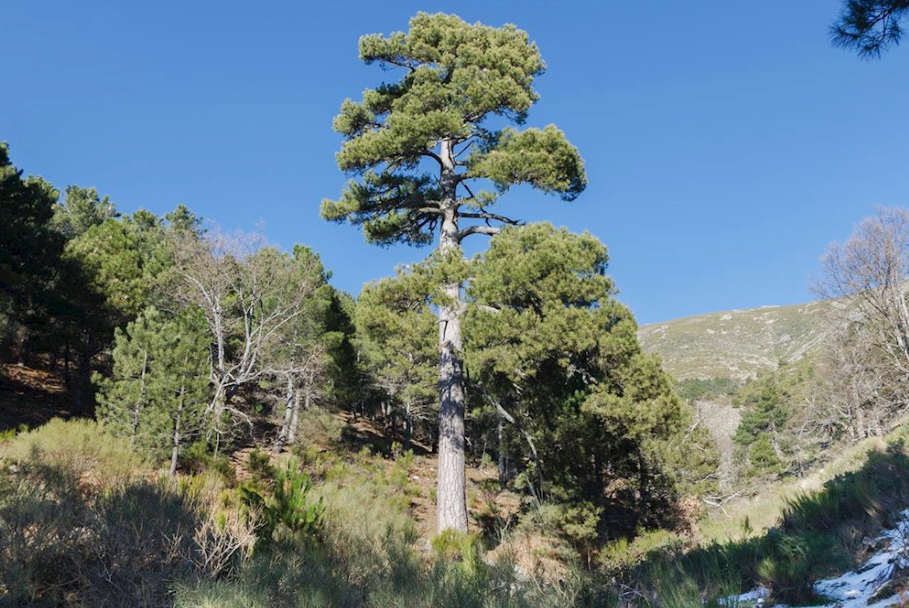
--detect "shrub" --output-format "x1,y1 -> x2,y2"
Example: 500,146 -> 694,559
240,456 -> 324,546
0,418 -> 253,607
0,417 -> 147,484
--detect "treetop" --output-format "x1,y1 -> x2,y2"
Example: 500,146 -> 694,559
322,12 -> 586,248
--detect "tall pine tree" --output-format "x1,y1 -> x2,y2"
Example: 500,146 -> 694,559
323,12 -> 586,532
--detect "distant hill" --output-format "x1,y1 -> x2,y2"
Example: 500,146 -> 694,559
638,300 -> 836,381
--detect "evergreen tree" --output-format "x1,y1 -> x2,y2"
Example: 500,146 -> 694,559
733,372 -> 792,476
64,210 -> 172,323
832,0 -> 909,56
323,12 -> 586,532
322,289 -> 367,415
51,185 -> 118,239
466,224 -> 688,542
96,306 -> 210,474
355,271 -> 438,451
0,143 -> 63,357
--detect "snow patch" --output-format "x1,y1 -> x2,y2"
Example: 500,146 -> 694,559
812,508 -> 909,607
724,509 -> 909,607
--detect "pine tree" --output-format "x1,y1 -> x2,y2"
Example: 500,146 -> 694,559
51,185 -> 118,239
323,12 -> 586,532
465,224 -> 687,541
64,210 -> 172,323
0,143 -> 63,357
96,306 -> 210,474
355,271 -> 438,451
832,0 -> 909,56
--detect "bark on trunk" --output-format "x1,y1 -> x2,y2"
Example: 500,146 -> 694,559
435,138 -> 468,532
404,406 -> 413,452
497,417 -> 507,487
131,349 -> 148,446
274,374 -> 295,454
288,381 -> 306,446
169,385 -> 185,477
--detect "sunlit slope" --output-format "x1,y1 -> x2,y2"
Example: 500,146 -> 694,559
638,300 -> 835,380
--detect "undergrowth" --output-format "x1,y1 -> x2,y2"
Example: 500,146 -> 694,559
2,417 -> 908,607
629,438 -> 909,605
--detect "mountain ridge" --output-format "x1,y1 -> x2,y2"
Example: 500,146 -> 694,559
638,298 -> 836,380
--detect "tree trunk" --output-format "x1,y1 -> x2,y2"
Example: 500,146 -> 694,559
74,341 -> 93,415
497,417 -> 507,487
288,380 -> 306,446
63,341 -> 71,389
274,374 -> 294,453
403,401 -> 413,452
169,382 -> 186,477
435,138 -> 468,532
131,349 -> 148,446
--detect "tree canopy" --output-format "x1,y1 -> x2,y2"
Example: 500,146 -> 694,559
321,12 -> 586,247
832,0 -> 909,56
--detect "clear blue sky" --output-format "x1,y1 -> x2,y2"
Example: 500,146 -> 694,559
3,1 -> 908,324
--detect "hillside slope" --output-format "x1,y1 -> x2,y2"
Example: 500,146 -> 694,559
638,299 -> 835,380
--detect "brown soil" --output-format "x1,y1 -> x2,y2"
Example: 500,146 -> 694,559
0,362 -> 73,431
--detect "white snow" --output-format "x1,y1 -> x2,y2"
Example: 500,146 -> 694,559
723,509 -> 909,607
811,508 -> 909,607
721,586 -> 769,606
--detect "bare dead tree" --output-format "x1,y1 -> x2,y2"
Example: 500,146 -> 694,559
168,230 -> 322,450
813,207 -> 909,439
272,343 -> 327,454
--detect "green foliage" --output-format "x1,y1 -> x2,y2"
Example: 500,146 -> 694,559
0,143 -> 64,355
95,306 -> 210,466
466,224 -> 689,541
832,0 -> 909,57
240,457 -> 325,546
0,424 -> 27,442
323,12 -> 585,246
467,125 -> 586,199
354,271 -> 438,443
731,362 -> 818,478
734,376 -> 790,445
0,417 -> 147,483
675,377 -> 741,403
431,529 -> 483,573
50,184 -> 118,239
184,440 -> 236,482
64,210 -> 173,321
748,435 -> 783,474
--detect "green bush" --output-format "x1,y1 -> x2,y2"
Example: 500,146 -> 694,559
748,434 -> 783,475
0,417 -> 147,483
240,457 -> 324,546
184,439 -> 235,482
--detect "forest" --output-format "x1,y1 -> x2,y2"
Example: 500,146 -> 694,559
2,2 -> 909,607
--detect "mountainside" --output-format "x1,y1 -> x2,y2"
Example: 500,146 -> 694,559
638,299 -> 836,380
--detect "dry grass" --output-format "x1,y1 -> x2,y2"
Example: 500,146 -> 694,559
697,430 -> 899,543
